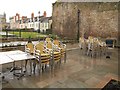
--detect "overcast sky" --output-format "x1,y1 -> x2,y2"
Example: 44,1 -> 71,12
0,0 -> 56,22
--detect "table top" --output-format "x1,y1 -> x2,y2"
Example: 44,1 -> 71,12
8,53 -> 35,61
0,50 -> 35,64
0,55 -> 13,64
0,50 -> 24,55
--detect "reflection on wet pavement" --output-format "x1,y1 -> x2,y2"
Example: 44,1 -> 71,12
2,48 -> 119,88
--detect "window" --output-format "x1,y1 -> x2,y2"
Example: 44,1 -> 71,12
32,24 -> 34,27
42,23 -> 44,27
36,23 -> 38,27
45,23 -> 47,28
35,17 -> 37,22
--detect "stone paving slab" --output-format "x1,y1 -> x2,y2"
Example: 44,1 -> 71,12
1,48 -> 119,88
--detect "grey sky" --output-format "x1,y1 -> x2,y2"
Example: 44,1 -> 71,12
0,0 -> 56,22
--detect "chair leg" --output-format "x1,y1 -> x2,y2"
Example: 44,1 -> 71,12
53,60 -> 55,70
91,50 -> 94,58
87,49 -> 89,56
50,58 -> 53,71
49,59 -> 52,71
33,60 -> 36,74
29,59 -> 32,76
45,64 -> 47,69
64,52 -> 66,63
52,55 -> 54,70
1,76 -> 8,84
38,58 -> 41,74
59,59 -> 61,68
24,60 -> 28,72
42,65 -> 45,72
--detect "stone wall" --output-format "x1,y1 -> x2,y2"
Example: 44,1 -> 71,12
52,2 -> 118,39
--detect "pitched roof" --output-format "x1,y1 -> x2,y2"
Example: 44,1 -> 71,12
41,17 -> 51,23
0,15 -> 4,18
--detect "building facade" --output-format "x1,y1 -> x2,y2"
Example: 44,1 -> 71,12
9,12 -> 52,33
0,13 -> 6,30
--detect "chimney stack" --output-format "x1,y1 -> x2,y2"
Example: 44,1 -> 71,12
15,16 -> 16,21
16,13 -> 20,20
31,13 -> 34,18
18,14 -> 20,20
43,11 -> 47,17
22,16 -> 27,20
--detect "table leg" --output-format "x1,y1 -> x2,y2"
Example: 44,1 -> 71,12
24,60 -> 28,72
29,59 -> 32,76
13,61 -> 24,80
33,60 -> 36,74
38,57 -> 41,74
64,52 -> 66,63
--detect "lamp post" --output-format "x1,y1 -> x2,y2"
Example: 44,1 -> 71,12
5,26 -> 8,38
38,11 -> 40,41
19,28 -> 21,38
38,11 -> 40,33
77,9 -> 80,43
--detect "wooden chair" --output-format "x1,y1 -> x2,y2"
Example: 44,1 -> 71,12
45,37 -> 52,43
82,39 -> 89,55
79,37 -> 85,49
25,42 -> 35,72
34,42 -> 51,73
86,39 -> 93,56
91,41 -> 99,57
53,39 -> 66,63
45,41 -> 61,70
99,41 -> 107,56
25,42 -> 34,54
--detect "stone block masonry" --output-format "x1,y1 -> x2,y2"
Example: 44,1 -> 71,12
52,2 -> 118,39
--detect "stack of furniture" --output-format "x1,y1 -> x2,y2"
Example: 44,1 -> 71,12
25,37 -> 66,73
79,36 -> 107,58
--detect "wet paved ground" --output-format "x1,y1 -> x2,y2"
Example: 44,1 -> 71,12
1,45 -> 119,88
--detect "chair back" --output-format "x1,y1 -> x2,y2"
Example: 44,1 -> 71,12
26,42 -> 34,53
53,40 -> 60,47
79,37 -> 84,42
45,38 -> 51,43
46,41 -> 53,49
35,42 -> 45,54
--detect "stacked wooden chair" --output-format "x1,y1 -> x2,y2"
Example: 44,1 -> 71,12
79,36 -> 107,58
25,42 -> 35,72
98,40 -> 107,56
79,37 -> 85,50
86,36 -> 94,56
91,38 -> 100,57
34,42 -> 51,73
53,39 -> 66,63
25,37 -> 66,73
25,42 -> 34,54
79,37 -> 86,55
45,38 -> 61,70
